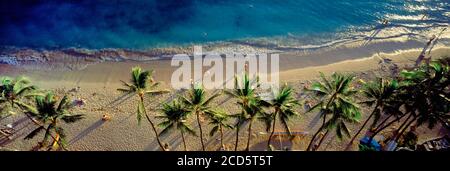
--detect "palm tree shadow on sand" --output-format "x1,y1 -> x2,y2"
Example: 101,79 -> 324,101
145,117 -> 246,151
251,138 -> 293,151
145,75 -> 244,151
362,20 -> 390,46
68,119 -> 105,145
144,89 -> 188,151
145,119 -> 199,151
0,118 -> 33,146
106,93 -> 134,109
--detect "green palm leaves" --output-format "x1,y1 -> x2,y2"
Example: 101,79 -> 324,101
117,66 -> 169,151
266,84 -> 299,150
225,73 -> 263,151
305,73 -> 361,151
24,92 -> 84,151
1,76 -> 84,151
157,100 -> 196,151
347,77 -> 399,148
0,76 -> 38,117
118,67 -> 169,124
395,61 -> 449,137
180,84 -> 220,151
209,109 -> 234,150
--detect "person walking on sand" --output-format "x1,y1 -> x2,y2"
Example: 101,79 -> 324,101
381,19 -> 389,26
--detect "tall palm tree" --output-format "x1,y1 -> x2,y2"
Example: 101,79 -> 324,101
266,84 -> 299,150
209,109 -> 234,150
392,60 -> 450,141
180,84 -> 220,151
243,99 -> 267,151
364,60 -> 450,148
23,92 -> 84,151
305,72 -> 361,151
117,67 -> 170,151
346,77 -> 399,148
225,73 -> 261,151
157,100 -> 196,151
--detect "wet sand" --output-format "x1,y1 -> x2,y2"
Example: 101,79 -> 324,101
3,45 -> 450,88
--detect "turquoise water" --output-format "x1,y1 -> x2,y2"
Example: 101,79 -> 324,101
0,0 -> 448,49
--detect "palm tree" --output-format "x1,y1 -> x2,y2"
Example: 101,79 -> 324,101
266,84 -> 299,150
23,92 -> 84,151
242,99 -> 267,151
117,66 -> 169,151
209,109 -> 234,150
305,72 -> 361,151
225,73 -> 261,151
157,100 -> 196,151
0,76 -> 38,117
180,84 -> 220,151
363,60 -> 450,148
392,60 -> 450,141
346,77 -> 399,148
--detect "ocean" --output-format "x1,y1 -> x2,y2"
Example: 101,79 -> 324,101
0,0 -> 448,50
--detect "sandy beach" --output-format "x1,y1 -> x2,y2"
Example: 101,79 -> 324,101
1,37 -> 449,151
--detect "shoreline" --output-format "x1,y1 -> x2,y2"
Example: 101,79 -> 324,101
1,25 -> 449,71
1,44 -> 449,89
1,46 -> 449,151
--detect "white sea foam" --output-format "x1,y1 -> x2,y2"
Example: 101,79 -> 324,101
385,14 -> 427,21
0,56 -> 19,65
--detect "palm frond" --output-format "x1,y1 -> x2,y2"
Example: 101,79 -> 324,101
159,122 -> 174,137
117,88 -> 133,93
209,125 -> 219,137
145,89 -> 170,95
61,114 -> 84,123
43,124 -> 54,144
202,92 -> 221,106
181,124 -> 197,136
57,95 -> 70,111
14,85 -> 36,97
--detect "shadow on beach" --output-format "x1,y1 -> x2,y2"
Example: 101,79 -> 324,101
0,116 -> 33,146
69,119 -> 105,145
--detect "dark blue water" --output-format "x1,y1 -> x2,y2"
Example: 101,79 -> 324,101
0,0 -> 448,49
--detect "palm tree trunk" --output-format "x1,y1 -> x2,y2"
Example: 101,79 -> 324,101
368,113 -> 408,143
24,113 -> 66,151
394,116 -> 416,142
245,120 -> 253,151
144,111 -> 166,151
235,118 -> 241,151
196,111 -> 206,151
267,111 -> 278,150
374,114 -> 393,131
140,96 -> 166,151
394,113 -> 414,137
307,93 -> 336,151
346,106 -> 378,150
181,131 -> 187,151
314,130 -> 329,151
307,113 -> 327,151
306,125 -> 324,151
220,125 -> 224,151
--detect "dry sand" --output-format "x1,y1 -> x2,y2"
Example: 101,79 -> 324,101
1,45 -> 449,151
